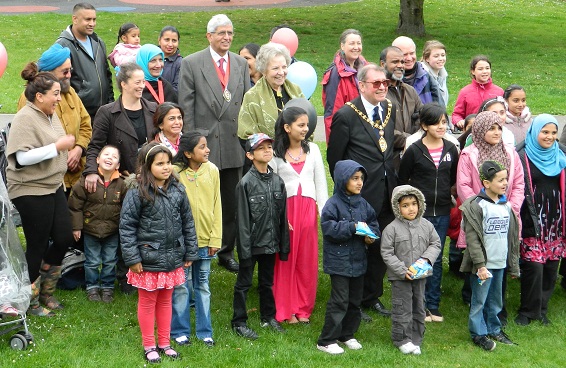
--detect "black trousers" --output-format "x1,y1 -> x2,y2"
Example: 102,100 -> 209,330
519,260 -> 559,319
13,187 -> 73,281
231,253 -> 276,326
318,275 -> 364,346
217,167 -> 242,262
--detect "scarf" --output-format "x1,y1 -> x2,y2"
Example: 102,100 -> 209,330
156,131 -> 180,155
136,44 -> 164,82
473,111 -> 510,170
525,114 -> 566,176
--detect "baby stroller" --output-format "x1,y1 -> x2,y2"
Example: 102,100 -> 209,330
0,173 -> 33,350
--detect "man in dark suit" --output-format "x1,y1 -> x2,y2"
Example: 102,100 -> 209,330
178,14 -> 251,272
327,64 -> 397,320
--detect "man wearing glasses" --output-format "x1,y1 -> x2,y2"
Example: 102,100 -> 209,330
327,64 -> 398,322
178,14 -> 250,274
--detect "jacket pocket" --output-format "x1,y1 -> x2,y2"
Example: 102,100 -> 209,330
139,244 -> 159,266
249,194 -> 267,220
325,245 -> 350,274
273,191 -> 285,213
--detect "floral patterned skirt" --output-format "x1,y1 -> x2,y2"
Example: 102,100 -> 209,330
127,267 -> 185,291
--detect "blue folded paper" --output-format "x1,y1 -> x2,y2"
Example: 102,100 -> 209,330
355,222 -> 379,239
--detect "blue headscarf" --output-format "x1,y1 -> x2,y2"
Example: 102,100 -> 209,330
136,44 -> 164,82
525,114 -> 566,176
38,44 -> 71,71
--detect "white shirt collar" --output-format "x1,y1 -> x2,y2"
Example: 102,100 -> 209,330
360,95 -> 382,120
209,47 -> 228,65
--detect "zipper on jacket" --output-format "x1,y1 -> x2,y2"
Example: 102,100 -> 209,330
422,151 -> 439,216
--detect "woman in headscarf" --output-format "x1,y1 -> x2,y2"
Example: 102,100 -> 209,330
136,44 -> 177,104
515,114 -> 566,326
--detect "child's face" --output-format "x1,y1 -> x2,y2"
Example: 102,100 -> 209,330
96,147 -> 120,172
423,115 -> 447,140
122,28 -> 140,45
399,196 -> 419,221
151,152 -> 172,185
483,124 -> 502,145
247,141 -> 273,164
486,102 -> 507,125
483,169 -> 508,196
345,170 -> 364,195
506,89 -> 526,117
284,114 -> 309,143
158,30 -> 179,57
464,118 -> 474,132
471,60 -> 491,84
425,47 -> 446,72
538,123 -> 558,149
184,137 -> 210,164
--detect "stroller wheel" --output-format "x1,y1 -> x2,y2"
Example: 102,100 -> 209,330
17,331 -> 34,344
10,334 -> 28,350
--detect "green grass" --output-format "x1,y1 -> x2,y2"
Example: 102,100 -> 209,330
0,0 -> 566,115
3,0 -> 566,366
4,142 -> 566,367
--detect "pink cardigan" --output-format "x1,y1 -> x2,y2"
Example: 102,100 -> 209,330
455,143 -> 525,248
451,78 -> 504,124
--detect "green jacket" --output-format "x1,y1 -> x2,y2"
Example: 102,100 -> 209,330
237,77 -> 304,139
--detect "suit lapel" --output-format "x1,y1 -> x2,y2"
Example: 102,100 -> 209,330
201,51 -> 224,108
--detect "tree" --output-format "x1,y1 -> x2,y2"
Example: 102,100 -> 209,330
397,0 -> 425,37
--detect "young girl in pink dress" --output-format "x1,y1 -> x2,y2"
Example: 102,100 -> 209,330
271,107 -> 328,323
120,143 -> 198,363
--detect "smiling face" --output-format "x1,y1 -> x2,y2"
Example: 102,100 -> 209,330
148,54 -> 164,77
239,48 -> 258,76
485,102 -> 507,125
284,114 -> 309,143
425,47 -> 446,73
185,136 -> 210,165
359,69 -> 388,105
399,195 -> 419,221
207,25 -> 233,56
537,123 -> 558,149
423,115 -> 447,140
471,60 -> 491,84
382,49 -> 405,82
340,33 -> 363,65
345,170 -> 364,195
72,9 -> 96,39
484,123 -> 502,145
264,55 -> 288,91
96,146 -> 120,173
159,108 -> 183,139
483,169 -> 508,197
121,70 -> 146,99
506,89 -> 527,117
36,82 -> 62,116
52,58 -> 72,94
151,152 -> 172,187
396,41 -> 417,70
158,30 -> 179,57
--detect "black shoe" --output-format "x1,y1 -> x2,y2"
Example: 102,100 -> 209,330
540,314 -> 551,325
561,277 -> 566,290
473,335 -> 496,351
514,314 -> 531,326
489,331 -> 514,345
369,300 -> 391,317
119,280 -> 137,295
219,258 -> 239,272
360,309 -> 373,323
233,325 -> 258,340
260,318 -> 286,333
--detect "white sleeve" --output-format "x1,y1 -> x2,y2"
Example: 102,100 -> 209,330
15,144 -> 58,166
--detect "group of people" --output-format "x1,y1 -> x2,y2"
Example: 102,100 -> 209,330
1,1 -> 566,363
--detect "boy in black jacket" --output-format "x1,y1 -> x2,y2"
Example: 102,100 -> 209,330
231,133 -> 290,339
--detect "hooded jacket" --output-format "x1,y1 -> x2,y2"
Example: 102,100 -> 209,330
321,160 -> 379,277
57,26 -> 114,117
380,185 -> 441,281
459,191 -> 520,277
119,176 -> 199,272
235,165 -> 290,266
451,78 -> 503,124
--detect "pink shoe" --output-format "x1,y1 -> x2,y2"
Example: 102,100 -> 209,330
0,304 -> 20,317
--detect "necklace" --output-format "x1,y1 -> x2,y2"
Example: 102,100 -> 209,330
286,147 -> 303,161
346,99 -> 392,152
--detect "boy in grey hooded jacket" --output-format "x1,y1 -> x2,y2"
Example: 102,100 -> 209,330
381,185 -> 441,355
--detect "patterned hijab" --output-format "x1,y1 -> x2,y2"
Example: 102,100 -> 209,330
472,111 -> 510,170
525,114 -> 566,176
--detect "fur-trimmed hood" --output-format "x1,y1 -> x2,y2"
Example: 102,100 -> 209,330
391,184 -> 426,221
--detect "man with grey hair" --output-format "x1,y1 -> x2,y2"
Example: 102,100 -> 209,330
178,14 -> 250,275
392,36 -> 440,105
327,63 -> 397,321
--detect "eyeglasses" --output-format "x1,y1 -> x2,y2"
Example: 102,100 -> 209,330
362,79 -> 391,88
61,67 -> 74,75
212,31 -> 234,37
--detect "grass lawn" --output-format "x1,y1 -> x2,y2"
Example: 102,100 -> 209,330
2,0 -> 566,366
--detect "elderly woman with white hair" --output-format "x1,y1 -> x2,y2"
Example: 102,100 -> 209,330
237,42 -> 304,139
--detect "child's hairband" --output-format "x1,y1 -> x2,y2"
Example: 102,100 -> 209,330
145,144 -> 167,163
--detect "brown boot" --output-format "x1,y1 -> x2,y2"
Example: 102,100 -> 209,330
39,264 -> 64,310
28,276 -> 55,317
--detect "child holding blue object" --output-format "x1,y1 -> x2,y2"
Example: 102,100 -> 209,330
381,185 -> 441,355
317,160 -> 379,355
459,160 -> 519,351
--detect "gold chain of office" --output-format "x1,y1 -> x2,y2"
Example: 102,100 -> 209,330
346,99 -> 393,152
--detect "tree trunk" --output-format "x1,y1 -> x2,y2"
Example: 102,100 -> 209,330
397,0 -> 425,37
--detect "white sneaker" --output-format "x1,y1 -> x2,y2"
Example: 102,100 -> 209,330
341,338 -> 362,350
317,343 -> 345,355
399,342 -> 417,354
412,346 -> 421,355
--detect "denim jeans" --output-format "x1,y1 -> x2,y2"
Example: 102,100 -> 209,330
469,268 -> 504,337
171,247 -> 214,340
424,215 -> 449,310
83,233 -> 119,290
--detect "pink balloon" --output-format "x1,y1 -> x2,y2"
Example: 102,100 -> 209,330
271,28 -> 299,57
0,42 -> 7,78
